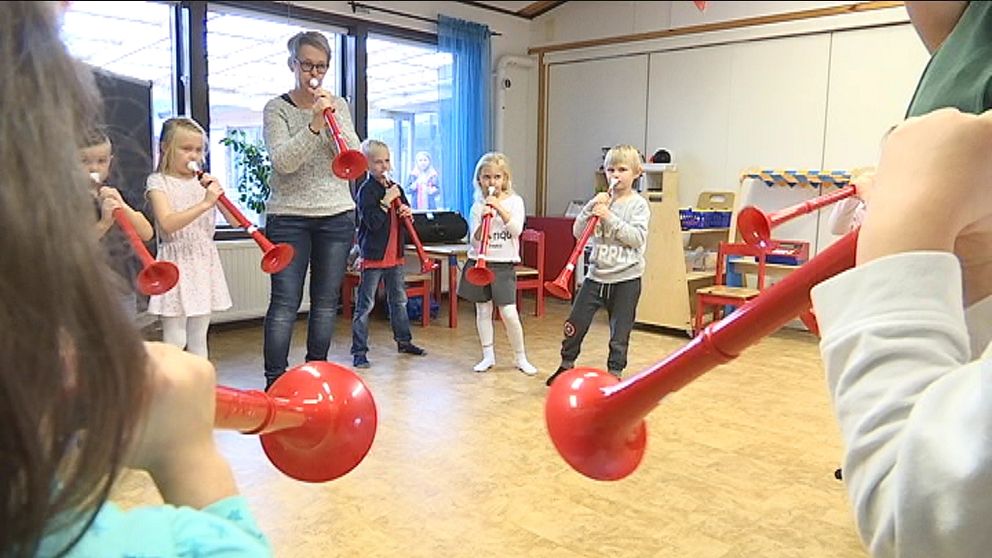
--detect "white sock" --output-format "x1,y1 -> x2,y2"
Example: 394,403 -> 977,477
498,304 -> 535,375
474,302 -> 496,372
475,345 -> 496,372
515,353 -> 537,376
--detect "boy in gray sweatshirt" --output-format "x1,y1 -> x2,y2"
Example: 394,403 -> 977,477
546,145 -> 651,386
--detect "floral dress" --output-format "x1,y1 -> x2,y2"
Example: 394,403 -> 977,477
146,173 -> 232,317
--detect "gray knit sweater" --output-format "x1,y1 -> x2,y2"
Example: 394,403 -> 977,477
261,94 -> 360,217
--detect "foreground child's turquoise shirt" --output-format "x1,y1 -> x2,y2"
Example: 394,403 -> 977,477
37,495 -> 271,557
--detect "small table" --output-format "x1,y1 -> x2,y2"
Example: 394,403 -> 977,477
408,243 -> 470,328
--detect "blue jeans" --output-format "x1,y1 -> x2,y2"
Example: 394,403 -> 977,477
350,264 -> 413,357
263,213 -> 354,385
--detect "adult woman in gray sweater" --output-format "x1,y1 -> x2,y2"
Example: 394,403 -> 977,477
261,31 -> 360,389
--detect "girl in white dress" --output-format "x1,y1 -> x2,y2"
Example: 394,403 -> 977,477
146,118 -> 238,358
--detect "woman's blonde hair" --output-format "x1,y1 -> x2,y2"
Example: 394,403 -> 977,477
603,144 -> 644,174
1,2 -> 148,555
156,117 -> 206,173
473,152 -> 514,198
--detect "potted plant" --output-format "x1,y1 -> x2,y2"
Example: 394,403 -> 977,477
219,129 -> 271,222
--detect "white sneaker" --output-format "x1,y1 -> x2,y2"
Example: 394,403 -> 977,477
516,358 -> 538,376
474,355 -> 495,372
474,346 -> 495,373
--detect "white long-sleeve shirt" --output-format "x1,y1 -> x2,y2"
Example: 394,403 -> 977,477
811,252 -> 992,558
466,193 -> 525,263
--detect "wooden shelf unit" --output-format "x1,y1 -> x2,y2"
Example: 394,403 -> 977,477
636,165 -> 735,335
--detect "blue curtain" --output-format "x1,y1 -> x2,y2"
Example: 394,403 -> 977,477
438,14 -> 491,221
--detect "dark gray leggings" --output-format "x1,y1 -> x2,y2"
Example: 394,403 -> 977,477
560,277 -> 641,373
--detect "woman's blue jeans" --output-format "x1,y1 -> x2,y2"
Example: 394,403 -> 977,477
263,212 -> 354,386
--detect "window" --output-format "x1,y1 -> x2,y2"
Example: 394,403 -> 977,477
61,1 -> 177,145
206,6 -> 345,225
367,34 -> 451,211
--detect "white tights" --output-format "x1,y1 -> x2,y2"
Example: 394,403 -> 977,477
474,302 -> 536,374
161,314 -> 212,358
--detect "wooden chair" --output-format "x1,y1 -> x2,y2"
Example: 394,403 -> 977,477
514,229 -> 546,317
341,257 -> 432,327
693,242 -> 768,334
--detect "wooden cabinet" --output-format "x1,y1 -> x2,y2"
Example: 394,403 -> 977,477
636,164 -> 736,335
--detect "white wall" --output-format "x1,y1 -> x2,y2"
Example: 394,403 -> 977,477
545,55 -> 649,216
293,1 -> 539,212
541,5 -> 930,255
640,33 -> 835,245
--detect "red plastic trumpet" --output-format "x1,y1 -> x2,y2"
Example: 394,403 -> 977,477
187,162 -> 295,274
309,78 -> 367,180
214,360 -> 377,483
544,179 -> 617,300
384,172 -> 437,274
545,230 -> 858,481
465,187 -> 496,286
92,174 -> 179,295
115,209 -> 180,296
737,185 -> 858,248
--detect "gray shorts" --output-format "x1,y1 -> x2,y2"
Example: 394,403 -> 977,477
457,260 -> 517,306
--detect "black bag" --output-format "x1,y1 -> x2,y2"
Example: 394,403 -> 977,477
411,211 -> 468,244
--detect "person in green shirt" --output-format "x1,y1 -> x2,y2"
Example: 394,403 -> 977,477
905,1 -> 992,117
1,3 -> 270,556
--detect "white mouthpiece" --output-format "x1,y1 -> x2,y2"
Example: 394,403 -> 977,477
309,78 -> 319,88
89,172 -> 101,183
609,178 -> 619,187
187,161 -> 202,173
487,186 -> 495,196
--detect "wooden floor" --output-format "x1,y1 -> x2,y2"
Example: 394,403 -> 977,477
114,297 -> 865,557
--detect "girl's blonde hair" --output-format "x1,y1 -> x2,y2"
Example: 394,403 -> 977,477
604,144 -> 644,174
156,117 -> 206,173
473,152 -> 514,198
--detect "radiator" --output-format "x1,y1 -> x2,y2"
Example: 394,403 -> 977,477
212,239 -> 310,324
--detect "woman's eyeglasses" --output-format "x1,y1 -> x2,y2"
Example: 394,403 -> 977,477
296,59 -> 328,74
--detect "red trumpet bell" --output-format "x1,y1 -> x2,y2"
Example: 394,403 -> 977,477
331,150 -> 368,181
136,261 -> 180,296
466,210 -> 495,286
465,266 -> 495,286
544,215 -> 601,300
736,206 -> 775,248
737,186 -> 857,248
214,361 -> 377,483
545,368 -> 646,481
321,108 -> 368,180
187,161 -> 295,274
543,270 -> 573,300
111,209 -> 178,296
259,242 -> 296,274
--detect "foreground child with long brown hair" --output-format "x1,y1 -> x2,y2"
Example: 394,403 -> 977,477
0,3 -> 270,556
